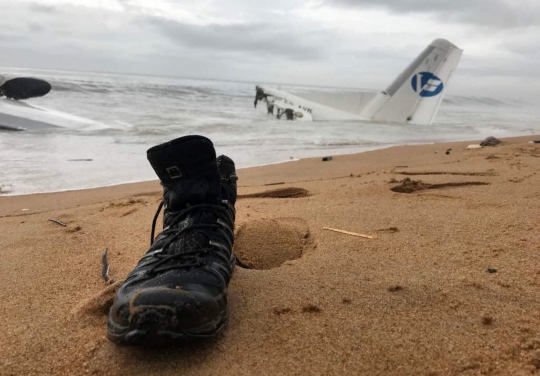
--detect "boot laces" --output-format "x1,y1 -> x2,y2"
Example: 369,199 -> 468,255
146,202 -> 230,275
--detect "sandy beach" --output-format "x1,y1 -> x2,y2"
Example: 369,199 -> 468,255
1,135 -> 539,376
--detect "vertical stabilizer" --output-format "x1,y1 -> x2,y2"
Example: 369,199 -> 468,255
360,39 -> 463,125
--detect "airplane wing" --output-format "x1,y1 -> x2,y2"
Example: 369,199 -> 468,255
0,98 -> 108,131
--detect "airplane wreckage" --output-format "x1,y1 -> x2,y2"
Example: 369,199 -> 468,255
254,39 -> 463,125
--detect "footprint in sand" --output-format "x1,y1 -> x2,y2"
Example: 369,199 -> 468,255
390,178 -> 490,193
75,189 -> 311,320
74,216 -> 312,322
238,187 -> 309,199
101,198 -> 147,212
234,218 -> 311,270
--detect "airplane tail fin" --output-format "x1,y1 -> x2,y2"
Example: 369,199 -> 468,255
360,39 -> 463,125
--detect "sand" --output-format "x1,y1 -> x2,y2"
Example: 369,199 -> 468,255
1,135 -> 539,376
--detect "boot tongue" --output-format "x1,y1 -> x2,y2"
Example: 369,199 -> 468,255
165,210 -> 217,254
147,135 -> 221,210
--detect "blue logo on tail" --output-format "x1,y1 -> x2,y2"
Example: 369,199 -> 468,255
411,72 -> 444,97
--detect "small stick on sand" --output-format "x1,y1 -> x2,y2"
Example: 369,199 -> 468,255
47,219 -> 67,227
322,227 -> 377,239
102,248 -> 111,283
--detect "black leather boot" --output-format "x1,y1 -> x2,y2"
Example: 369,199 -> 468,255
107,135 -> 237,345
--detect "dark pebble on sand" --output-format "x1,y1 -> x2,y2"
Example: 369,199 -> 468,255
487,268 -> 497,274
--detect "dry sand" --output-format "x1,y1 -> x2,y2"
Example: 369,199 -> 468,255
1,135 -> 539,376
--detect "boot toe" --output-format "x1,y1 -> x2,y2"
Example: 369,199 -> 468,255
108,286 -> 228,344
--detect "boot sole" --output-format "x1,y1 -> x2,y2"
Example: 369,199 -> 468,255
107,306 -> 229,346
107,254 -> 237,346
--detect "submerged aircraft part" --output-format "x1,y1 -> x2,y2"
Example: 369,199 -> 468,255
254,38 -> 463,125
0,98 -> 108,131
0,75 -> 109,131
254,86 -> 267,108
0,77 -> 52,100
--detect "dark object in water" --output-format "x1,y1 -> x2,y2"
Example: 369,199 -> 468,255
445,148 -> 452,155
254,86 -> 266,108
67,159 -> 93,162
48,218 -> 67,227
284,108 -> 295,120
487,268 -> 497,274
322,156 -> 333,161
480,136 -> 500,147
0,124 -> 25,132
267,102 -> 274,115
276,108 -> 295,120
0,77 -> 51,100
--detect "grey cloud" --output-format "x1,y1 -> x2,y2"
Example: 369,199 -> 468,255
0,34 -> 27,43
143,16 -> 328,60
29,3 -> 57,14
457,66 -> 535,79
116,0 -> 145,13
28,23 -> 44,33
327,0 -> 540,28
0,0 -> 537,100
503,40 -> 540,57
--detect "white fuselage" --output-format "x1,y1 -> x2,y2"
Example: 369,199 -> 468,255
262,87 -> 368,121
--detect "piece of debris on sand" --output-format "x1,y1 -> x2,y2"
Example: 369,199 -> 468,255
390,178 -> 430,193
322,227 -> 377,239
390,178 -> 489,194
48,219 -> 67,227
480,136 -> 501,147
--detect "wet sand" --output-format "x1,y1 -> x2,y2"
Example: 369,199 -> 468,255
1,135 -> 539,375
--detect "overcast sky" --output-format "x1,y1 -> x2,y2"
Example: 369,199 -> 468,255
1,0 -> 539,99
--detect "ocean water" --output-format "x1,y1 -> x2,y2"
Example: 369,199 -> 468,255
0,67 -> 538,196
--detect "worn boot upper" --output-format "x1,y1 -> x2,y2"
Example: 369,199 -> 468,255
107,135 -> 237,344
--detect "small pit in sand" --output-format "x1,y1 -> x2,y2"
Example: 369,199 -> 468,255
234,218 -> 311,270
